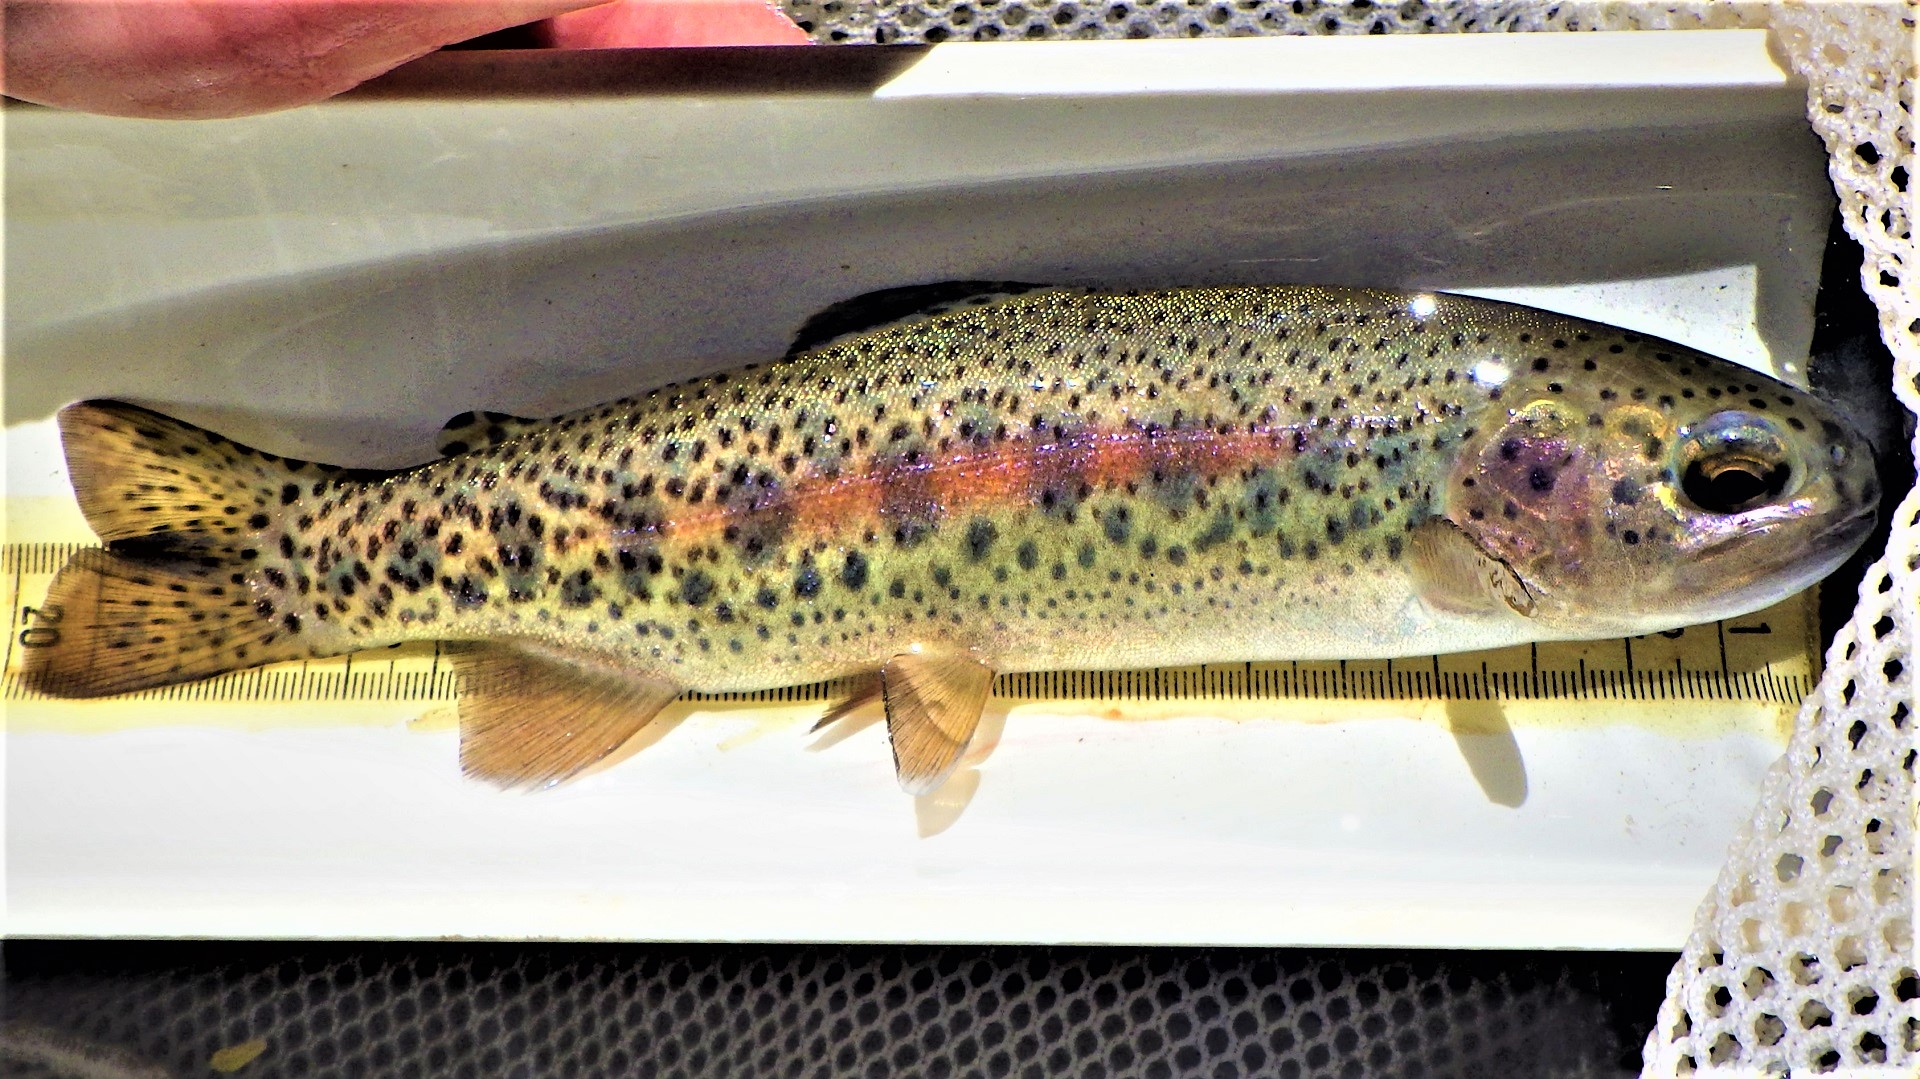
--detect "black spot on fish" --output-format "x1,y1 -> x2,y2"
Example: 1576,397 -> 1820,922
1103,507 -> 1132,544
1623,529 -> 1641,546
841,551 -> 869,590
1017,540 -> 1039,571
965,518 -> 998,561
1193,514 -> 1234,552
446,575 -> 488,609
614,541 -> 659,599
794,564 -> 822,599
680,571 -> 714,606
1611,478 -> 1643,506
560,569 -> 600,609
755,586 -> 779,610
1528,466 -> 1555,493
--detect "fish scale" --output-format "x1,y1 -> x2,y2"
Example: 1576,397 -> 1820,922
24,284 -> 1877,793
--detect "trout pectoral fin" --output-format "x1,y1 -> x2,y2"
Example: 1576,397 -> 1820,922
435,410 -> 545,456
880,647 -> 996,796
1408,517 -> 1537,618
450,642 -> 681,790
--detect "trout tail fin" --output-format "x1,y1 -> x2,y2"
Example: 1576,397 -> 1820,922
20,401 -> 327,697
58,400 -> 312,553
20,549 -> 312,697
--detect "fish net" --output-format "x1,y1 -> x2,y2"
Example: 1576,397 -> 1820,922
1620,5 -> 1917,1074
1,943 -> 1670,1079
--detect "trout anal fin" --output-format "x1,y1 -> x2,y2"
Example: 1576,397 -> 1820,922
435,411 -> 545,456
450,643 -> 682,790
1408,517 -> 1537,618
879,647 -> 995,795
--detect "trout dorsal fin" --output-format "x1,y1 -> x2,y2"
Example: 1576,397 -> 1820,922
452,642 -> 683,790
787,281 -> 1051,357
1408,517 -> 1537,618
879,647 -> 995,795
435,410 -> 546,456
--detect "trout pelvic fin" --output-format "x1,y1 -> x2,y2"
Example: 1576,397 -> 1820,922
434,410 -> 545,456
879,647 -> 995,795
451,643 -> 682,790
810,673 -> 882,733
1408,517 -> 1537,618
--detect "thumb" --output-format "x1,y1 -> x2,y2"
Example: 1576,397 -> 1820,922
2,1 -> 610,119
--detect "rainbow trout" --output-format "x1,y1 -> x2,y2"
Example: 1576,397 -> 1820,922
25,284 -> 1878,792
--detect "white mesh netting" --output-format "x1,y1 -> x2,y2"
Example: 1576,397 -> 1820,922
783,0 -> 1916,1072
1629,4 -> 1917,1075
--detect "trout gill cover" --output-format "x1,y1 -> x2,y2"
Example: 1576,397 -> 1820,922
24,285 -> 1879,793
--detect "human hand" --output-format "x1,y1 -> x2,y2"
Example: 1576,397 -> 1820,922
1,0 -> 812,119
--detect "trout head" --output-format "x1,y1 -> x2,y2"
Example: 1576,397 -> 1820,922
1442,342 -> 1878,638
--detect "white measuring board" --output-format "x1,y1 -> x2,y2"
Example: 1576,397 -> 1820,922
2,31 -> 1835,948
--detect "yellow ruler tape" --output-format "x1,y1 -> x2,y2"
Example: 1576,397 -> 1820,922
3,538 -> 1820,742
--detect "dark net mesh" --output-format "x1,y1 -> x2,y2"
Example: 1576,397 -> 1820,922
3,942 -> 1666,1078
776,0 -> 1539,44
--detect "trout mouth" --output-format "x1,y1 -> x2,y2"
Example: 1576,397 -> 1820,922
1821,504 -> 1878,548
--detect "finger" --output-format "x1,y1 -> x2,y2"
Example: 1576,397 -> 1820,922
541,0 -> 811,48
2,1 -> 608,119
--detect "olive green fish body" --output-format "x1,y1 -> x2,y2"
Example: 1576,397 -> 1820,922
28,285 -> 1878,791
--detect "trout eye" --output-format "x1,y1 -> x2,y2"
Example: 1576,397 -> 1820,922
1684,455 -> 1791,514
1679,411 -> 1794,515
